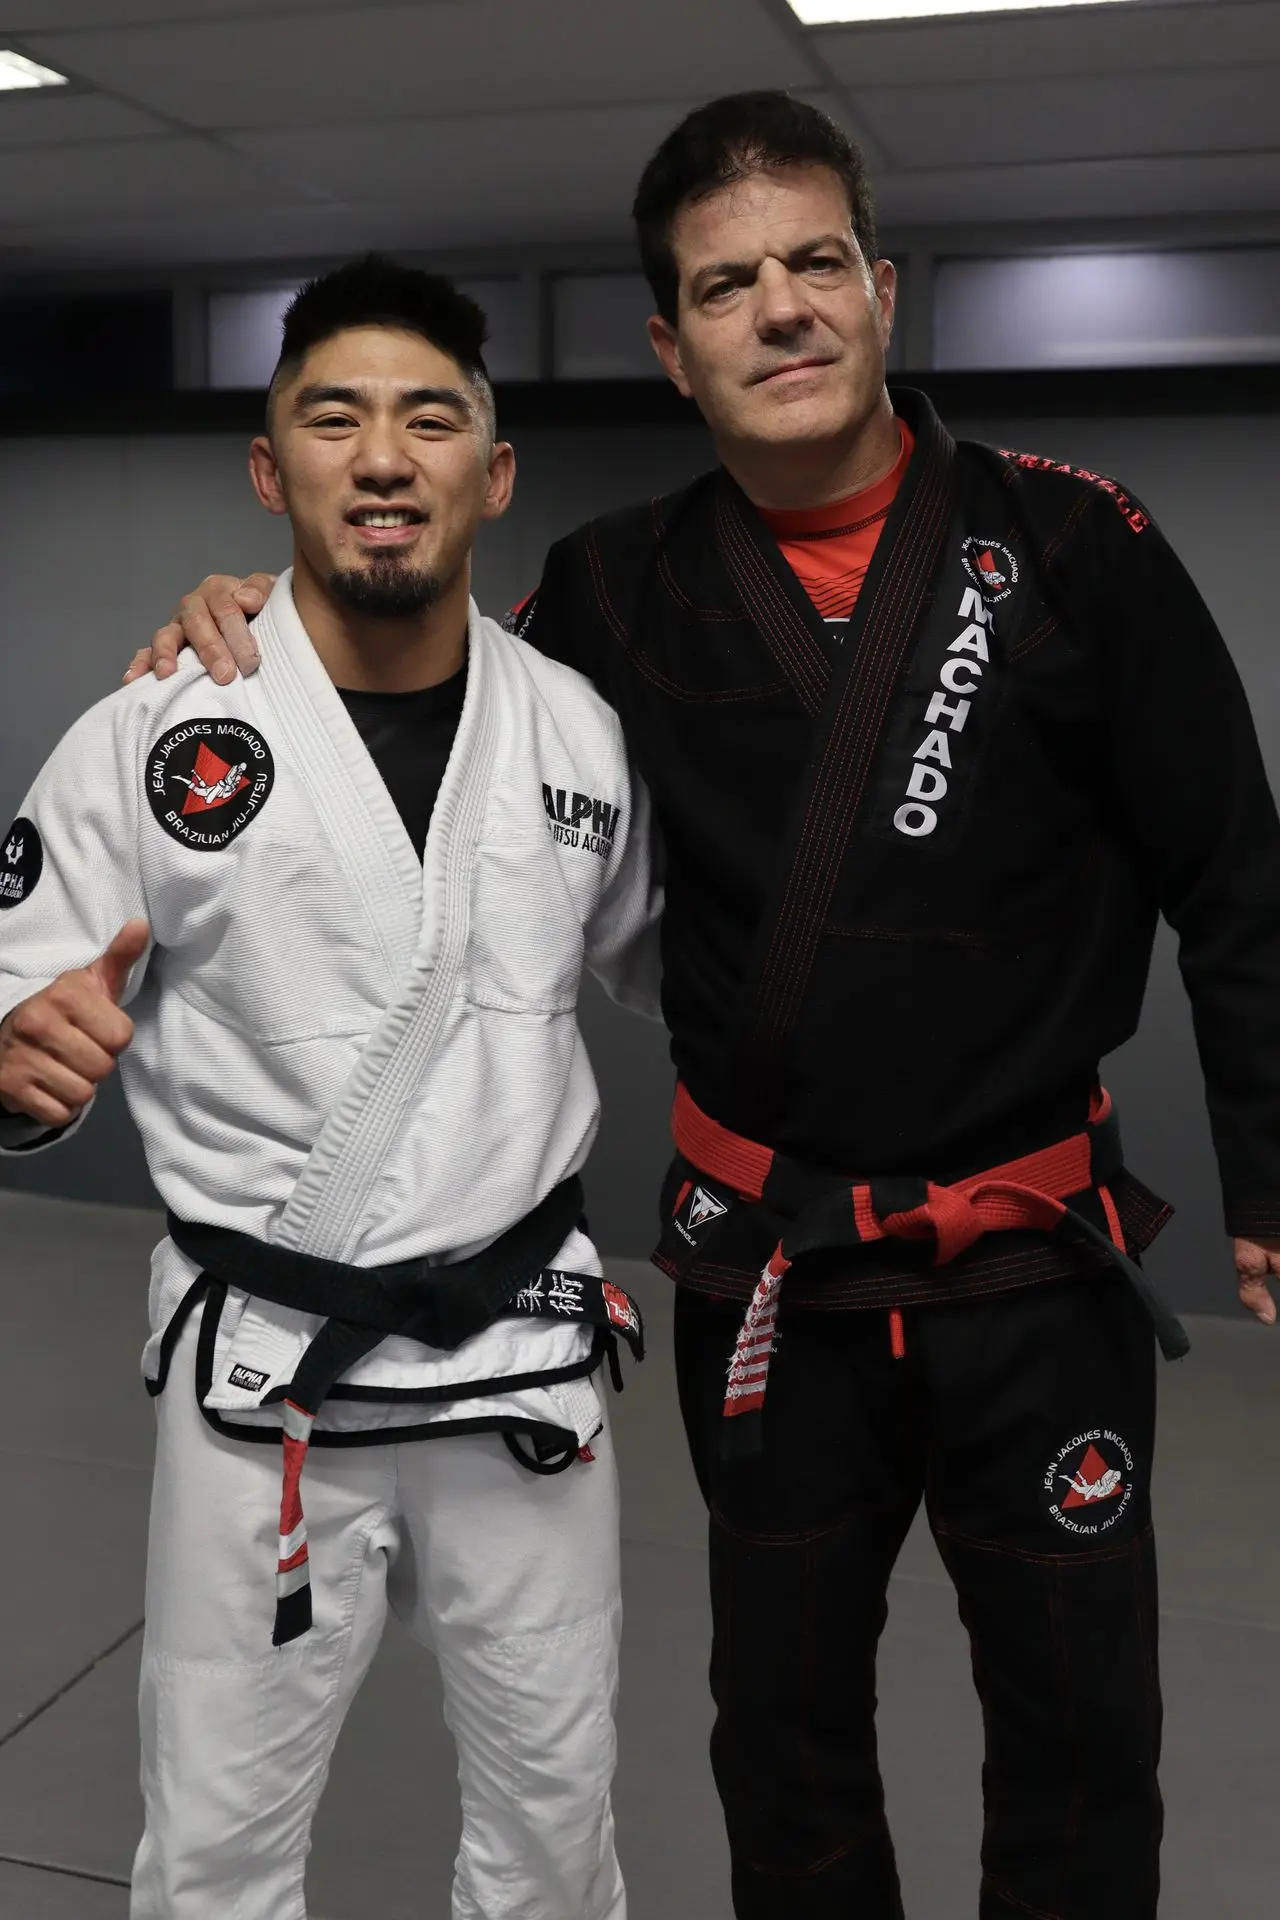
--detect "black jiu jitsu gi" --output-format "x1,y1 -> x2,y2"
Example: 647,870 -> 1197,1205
507,389 -> 1280,1919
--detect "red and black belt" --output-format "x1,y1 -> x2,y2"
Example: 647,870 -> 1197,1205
669,1083 -> 1188,1455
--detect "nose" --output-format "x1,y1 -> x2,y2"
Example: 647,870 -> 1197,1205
753,257 -> 815,341
352,419 -> 416,492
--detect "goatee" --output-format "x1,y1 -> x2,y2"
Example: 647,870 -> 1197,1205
329,558 -> 442,619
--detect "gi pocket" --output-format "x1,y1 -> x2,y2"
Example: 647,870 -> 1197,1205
466,835 -> 585,1012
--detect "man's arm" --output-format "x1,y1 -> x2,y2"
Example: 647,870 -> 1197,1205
0,705 -> 153,1148
1095,496 -> 1280,1322
123,573 -> 276,685
584,756 -> 665,1023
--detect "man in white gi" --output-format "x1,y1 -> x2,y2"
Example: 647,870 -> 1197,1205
0,255 -> 659,1920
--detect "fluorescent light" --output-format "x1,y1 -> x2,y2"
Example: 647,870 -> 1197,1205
0,50 -> 69,91
791,1 -> 1130,21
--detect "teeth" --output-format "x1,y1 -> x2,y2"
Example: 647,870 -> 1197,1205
356,511 -> 414,528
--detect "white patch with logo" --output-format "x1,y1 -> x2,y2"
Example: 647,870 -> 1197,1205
674,1184 -> 729,1246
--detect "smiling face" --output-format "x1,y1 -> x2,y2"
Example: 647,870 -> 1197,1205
647,164 -> 896,466
251,324 -> 510,621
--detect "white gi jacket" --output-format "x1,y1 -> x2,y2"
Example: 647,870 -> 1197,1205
0,574 -> 662,1447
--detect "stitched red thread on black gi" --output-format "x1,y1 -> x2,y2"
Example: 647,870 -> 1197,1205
727,429 -> 953,1058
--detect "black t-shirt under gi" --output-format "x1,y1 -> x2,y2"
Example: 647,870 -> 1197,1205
506,388 -> 1280,1312
337,664 -> 467,861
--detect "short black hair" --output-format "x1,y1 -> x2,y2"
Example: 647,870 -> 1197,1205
268,252 -> 492,427
632,91 -> 879,326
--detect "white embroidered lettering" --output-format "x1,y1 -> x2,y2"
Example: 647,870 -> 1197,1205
948,624 -> 991,661
940,658 -> 983,695
925,691 -> 970,732
906,765 -> 948,803
893,587 -> 996,839
913,730 -> 953,769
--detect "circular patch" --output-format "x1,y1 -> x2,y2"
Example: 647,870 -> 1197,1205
146,719 -> 274,851
1042,1427 -> 1135,1537
961,536 -> 1020,604
0,817 -> 42,910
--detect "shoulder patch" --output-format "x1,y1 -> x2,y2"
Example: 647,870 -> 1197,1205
999,450 -> 1150,535
502,588 -> 538,639
146,718 -> 274,851
0,818 -> 42,909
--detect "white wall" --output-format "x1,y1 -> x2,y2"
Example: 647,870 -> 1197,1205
0,407 -> 1275,1314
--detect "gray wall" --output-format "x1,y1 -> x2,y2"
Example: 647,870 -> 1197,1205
0,410 -> 1276,1315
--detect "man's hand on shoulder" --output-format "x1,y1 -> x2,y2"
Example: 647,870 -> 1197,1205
123,573 -> 276,688
1233,1236 -> 1280,1325
0,921 -> 149,1128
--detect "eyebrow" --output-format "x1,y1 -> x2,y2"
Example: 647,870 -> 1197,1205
689,232 -> 856,300
291,383 -> 474,417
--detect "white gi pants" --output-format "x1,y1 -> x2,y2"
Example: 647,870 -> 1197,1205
130,1317 -> 625,1920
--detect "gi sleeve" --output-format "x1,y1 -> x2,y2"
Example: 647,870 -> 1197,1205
503,535 -> 600,686
583,731 -> 665,1023
1094,498 -> 1280,1237
0,698 -> 152,1154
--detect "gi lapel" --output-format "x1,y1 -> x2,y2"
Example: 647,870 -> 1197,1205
713,485 -> 832,718
722,393 -> 957,1114
252,572 -> 424,984
255,590 -> 501,1262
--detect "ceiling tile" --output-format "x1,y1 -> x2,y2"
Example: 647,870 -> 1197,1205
1,0 -> 364,23
227,100 -> 719,248
817,1 -> 1280,87
0,134 -> 315,231
875,149 -> 1280,225
858,66 -> 1278,169
25,0 -> 814,130
0,91 -> 167,149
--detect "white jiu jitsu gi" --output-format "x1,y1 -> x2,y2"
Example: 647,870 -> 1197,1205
0,572 -> 662,1920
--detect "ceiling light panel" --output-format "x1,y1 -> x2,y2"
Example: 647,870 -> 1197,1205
790,1 -> 1132,22
0,50 -> 69,90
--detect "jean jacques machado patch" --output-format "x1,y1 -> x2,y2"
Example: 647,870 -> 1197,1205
147,720 -> 275,851
1042,1428 -> 1135,1537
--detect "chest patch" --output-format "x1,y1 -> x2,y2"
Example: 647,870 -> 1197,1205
542,783 -> 619,860
0,817 -> 42,910
147,719 -> 275,851
961,536 -> 1019,606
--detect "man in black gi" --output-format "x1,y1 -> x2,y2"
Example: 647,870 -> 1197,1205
131,92 -> 1280,1920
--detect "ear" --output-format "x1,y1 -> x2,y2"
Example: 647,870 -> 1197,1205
249,436 -> 288,516
647,314 -> 693,400
481,441 -> 517,523
873,259 -> 898,354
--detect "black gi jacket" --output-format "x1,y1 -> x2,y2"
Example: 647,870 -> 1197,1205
511,390 -> 1280,1306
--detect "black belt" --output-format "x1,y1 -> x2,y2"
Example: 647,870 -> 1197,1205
165,1176 -> 645,1647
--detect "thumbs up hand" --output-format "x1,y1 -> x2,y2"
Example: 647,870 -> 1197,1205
0,920 -> 150,1128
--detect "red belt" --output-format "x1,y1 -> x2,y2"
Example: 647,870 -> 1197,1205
669,1083 -> 1185,1448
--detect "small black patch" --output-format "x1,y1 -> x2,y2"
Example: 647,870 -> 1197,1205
0,818 -> 43,910
228,1363 -> 270,1393
146,719 -> 274,851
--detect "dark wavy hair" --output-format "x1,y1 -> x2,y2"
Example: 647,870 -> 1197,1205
632,92 -> 879,325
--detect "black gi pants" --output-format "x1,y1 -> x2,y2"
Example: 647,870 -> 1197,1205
674,1269 -> 1162,1920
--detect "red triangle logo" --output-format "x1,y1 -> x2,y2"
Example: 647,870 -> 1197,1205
181,741 -> 249,815
1060,1443 -> 1124,1509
